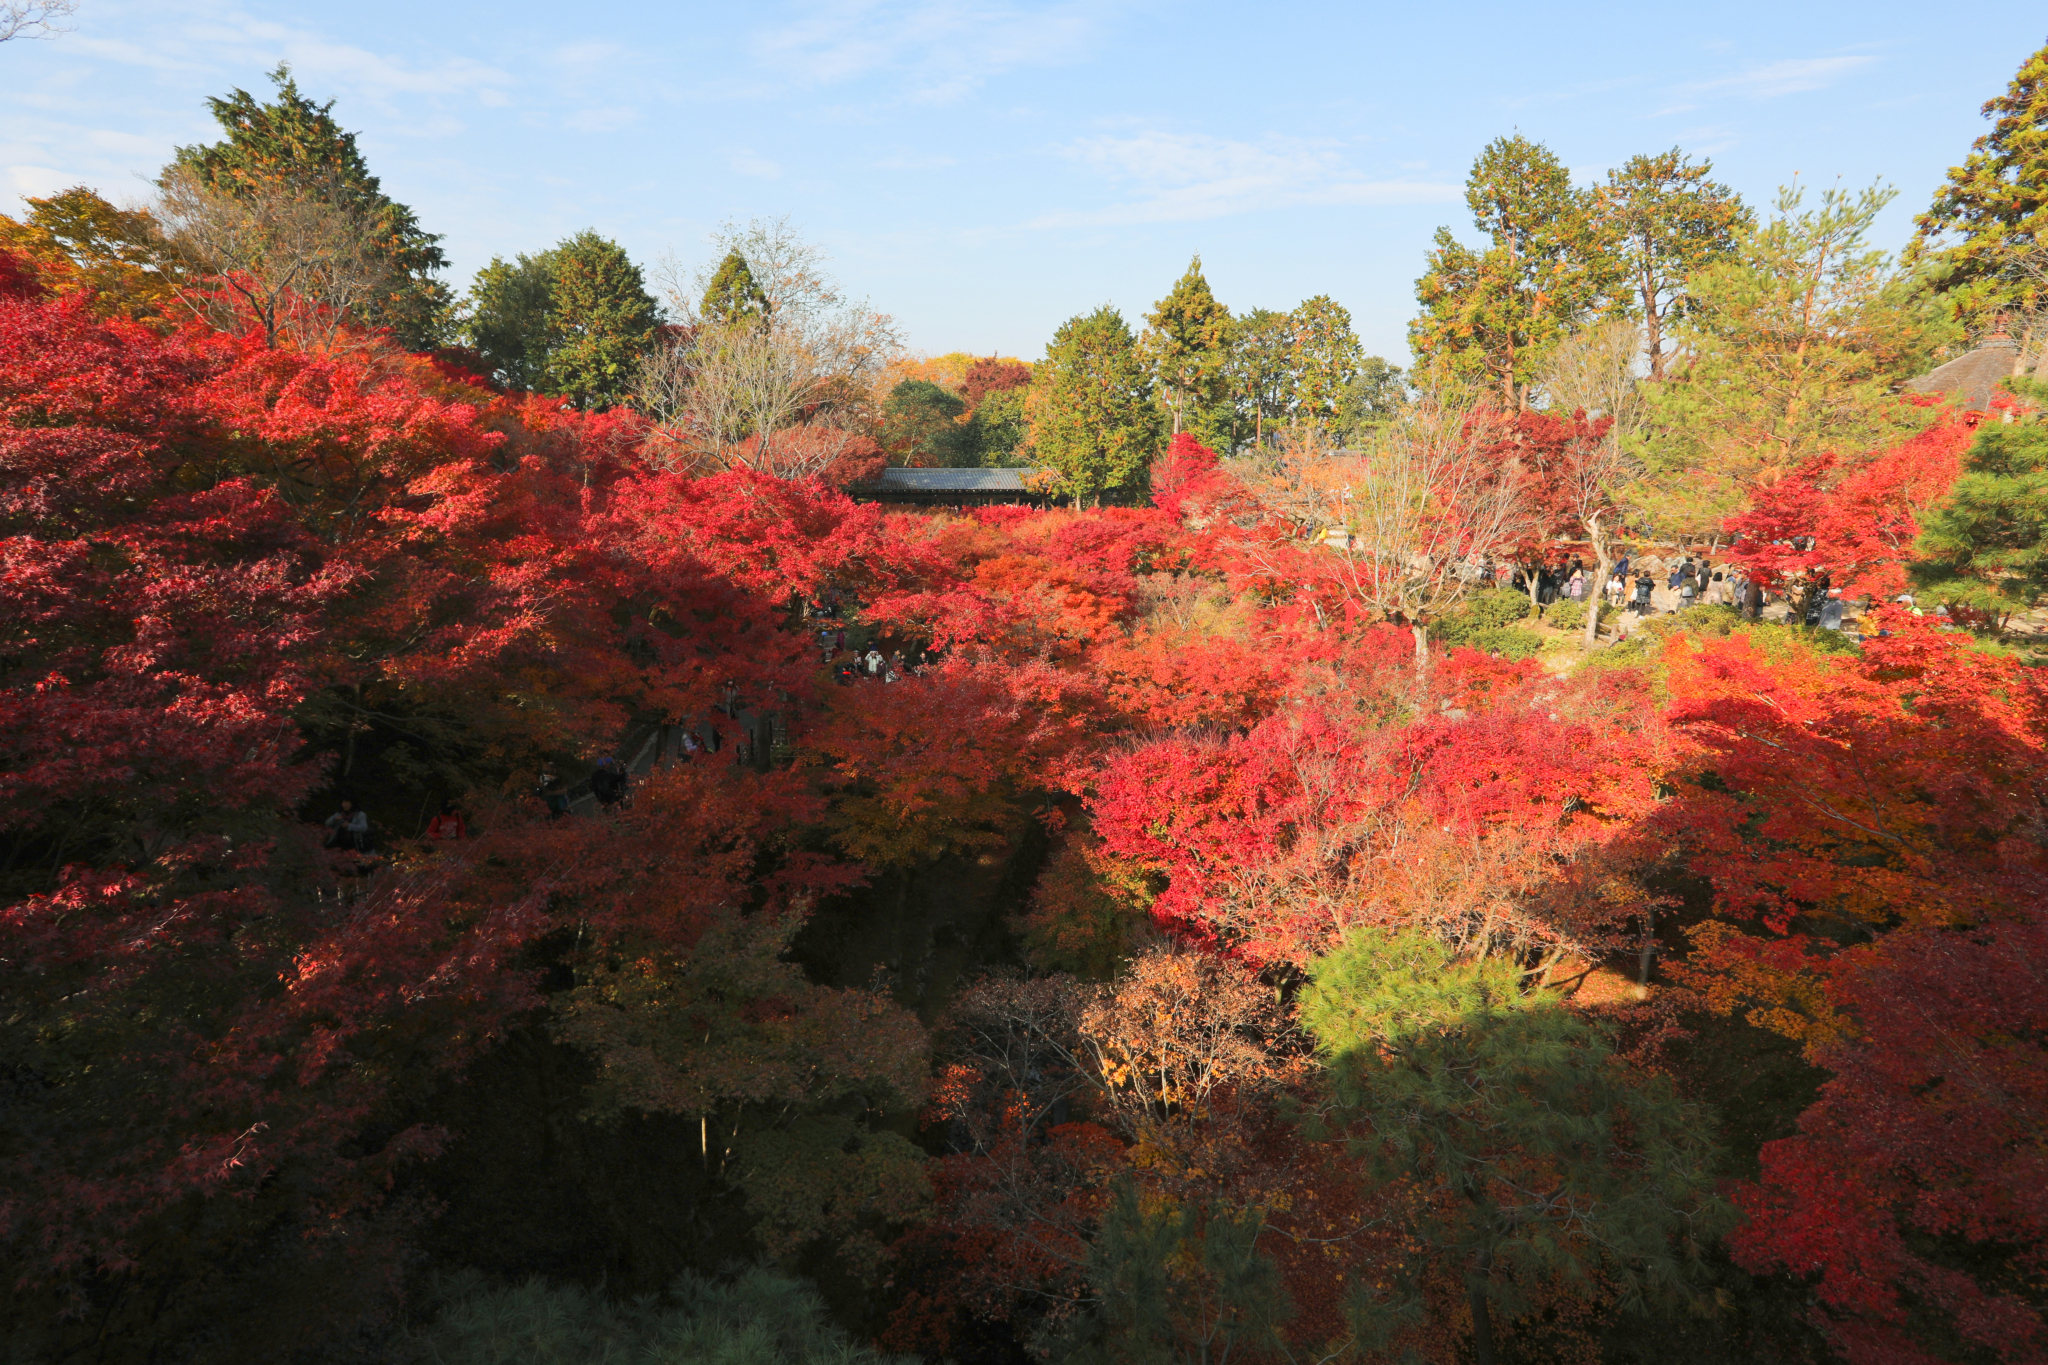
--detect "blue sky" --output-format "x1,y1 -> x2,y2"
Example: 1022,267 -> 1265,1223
2,2 -> 2041,362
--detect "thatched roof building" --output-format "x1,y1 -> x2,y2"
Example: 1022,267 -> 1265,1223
1905,334 -> 2022,412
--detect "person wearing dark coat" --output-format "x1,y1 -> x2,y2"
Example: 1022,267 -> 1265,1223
590,757 -> 629,808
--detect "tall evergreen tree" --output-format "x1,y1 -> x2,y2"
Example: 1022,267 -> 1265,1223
880,379 -> 971,467
460,232 -> 660,406
1074,1181 -> 1292,1364
1638,183 -> 1956,537
1027,306 -> 1161,503
1142,256 -> 1233,441
966,387 -> 1031,467
1338,356 -> 1409,440
1411,135 -> 1617,408
1225,307 -> 1294,449
544,230 -> 662,410
463,251 -> 558,392
1912,378 -> 2048,624
701,248 -> 771,326
1598,149 -> 1751,380
1913,42 -> 2048,326
1287,294 -> 1363,429
170,65 -> 449,348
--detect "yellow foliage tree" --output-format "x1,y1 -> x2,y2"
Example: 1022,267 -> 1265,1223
0,185 -> 181,321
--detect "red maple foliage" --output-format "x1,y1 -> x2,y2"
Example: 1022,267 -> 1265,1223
1722,408 -> 1982,600
1657,614 -> 2048,1362
1091,639 -> 1664,968
12,220 -> 2048,1365
0,283 -> 895,1345
958,356 -> 1032,408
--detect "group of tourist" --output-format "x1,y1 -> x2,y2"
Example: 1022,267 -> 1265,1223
1490,549 -> 1821,628
834,646 -> 908,686
809,585 -> 917,685
319,797 -> 468,858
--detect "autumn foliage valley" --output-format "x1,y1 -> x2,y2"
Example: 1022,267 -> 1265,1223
4,42 -> 2048,1365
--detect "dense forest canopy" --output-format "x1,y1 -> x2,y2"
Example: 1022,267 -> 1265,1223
2,37 -> 2047,1365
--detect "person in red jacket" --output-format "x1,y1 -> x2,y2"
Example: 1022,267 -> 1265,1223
426,800 -> 467,841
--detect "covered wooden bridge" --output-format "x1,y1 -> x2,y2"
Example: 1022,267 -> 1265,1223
849,467 -> 1055,508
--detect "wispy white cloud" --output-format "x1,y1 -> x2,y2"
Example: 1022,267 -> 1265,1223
730,149 -> 784,179
1501,51 -> 1879,121
1662,123 -> 1739,156
1029,131 -> 1460,228
551,42 -> 627,69
7,165 -> 76,199
64,6 -> 514,104
747,0 -> 1103,103
285,41 -> 513,101
1659,54 -> 1876,112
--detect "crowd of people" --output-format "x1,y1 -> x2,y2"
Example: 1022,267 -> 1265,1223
810,585 -> 919,685
1488,547 -> 1859,634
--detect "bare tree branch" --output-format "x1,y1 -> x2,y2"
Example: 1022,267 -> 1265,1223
0,0 -> 77,42
1239,398 -> 1531,666
156,166 -> 393,351
638,218 -> 902,477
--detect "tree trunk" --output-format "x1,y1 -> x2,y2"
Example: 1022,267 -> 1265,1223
342,682 -> 362,777
1638,905 -> 1657,985
1643,266 -> 1666,383
1411,622 -> 1430,674
1469,1278 -> 1497,1365
1584,552 -> 1611,651
1584,512 -> 1611,652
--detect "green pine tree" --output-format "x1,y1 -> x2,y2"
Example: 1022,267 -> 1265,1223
1912,42 -> 2048,327
542,231 -> 661,410
1026,306 -> 1162,504
1411,135 -> 1618,408
701,247 -> 771,326
171,65 -> 450,348
1911,377 -> 2048,626
1599,148 -> 1751,380
1299,929 -> 1734,1365
463,251 -> 558,391
1223,307 -> 1294,450
1636,183 -> 1957,539
1066,1181 -> 1292,1365
1142,256 -> 1233,442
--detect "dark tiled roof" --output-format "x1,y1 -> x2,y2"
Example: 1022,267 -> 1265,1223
865,467 -> 1044,491
1905,336 -> 2019,412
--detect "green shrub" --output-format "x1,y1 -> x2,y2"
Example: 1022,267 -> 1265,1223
1467,626 -> 1544,659
411,1266 -> 915,1365
1461,589 -> 1534,630
1436,590 -> 1534,652
1545,598 -> 1587,632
